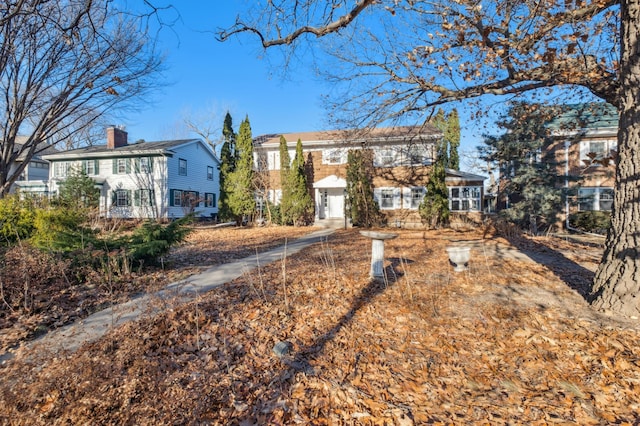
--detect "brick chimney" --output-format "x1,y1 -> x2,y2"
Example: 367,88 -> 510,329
107,126 -> 128,149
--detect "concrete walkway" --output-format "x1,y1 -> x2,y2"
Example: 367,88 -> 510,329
1,227 -> 336,364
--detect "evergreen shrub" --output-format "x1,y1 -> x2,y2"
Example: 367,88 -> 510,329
569,211 -> 611,235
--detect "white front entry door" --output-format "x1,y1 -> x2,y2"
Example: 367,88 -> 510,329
326,188 -> 344,218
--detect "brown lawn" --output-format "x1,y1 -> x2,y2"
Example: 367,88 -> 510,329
1,225 -> 639,425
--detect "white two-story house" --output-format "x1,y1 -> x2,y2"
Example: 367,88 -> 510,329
43,127 -> 220,219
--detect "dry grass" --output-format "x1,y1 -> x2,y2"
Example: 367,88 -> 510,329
1,226 -> 640,424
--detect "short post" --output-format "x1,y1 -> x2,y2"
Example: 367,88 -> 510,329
359,231 -> 398,278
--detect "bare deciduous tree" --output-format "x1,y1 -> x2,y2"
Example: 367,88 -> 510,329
181,103 -> 228,151
219,0 -> 640,316
0,0 -> 165,196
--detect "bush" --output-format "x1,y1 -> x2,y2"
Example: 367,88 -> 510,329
30,207 -> 97,252
125,215 -> 194,266
267,202 -> 282,225
569,211 -> 611,235
0,194 -> 37,245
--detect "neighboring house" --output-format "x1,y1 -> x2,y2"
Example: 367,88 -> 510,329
43,127 -> 220,219
9,136 -> 54,196
253,126 -> 485,227
543,103 -> 617,225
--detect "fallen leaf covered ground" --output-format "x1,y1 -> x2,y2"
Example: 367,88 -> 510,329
0,225 -> 314,355
2,225 -> 640,425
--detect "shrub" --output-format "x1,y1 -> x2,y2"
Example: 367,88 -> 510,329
267,202 -> 282,225
569,211 -> 611,235
30,207 -> 97,252
125,215 -> 194,266
0,194 -> 37,245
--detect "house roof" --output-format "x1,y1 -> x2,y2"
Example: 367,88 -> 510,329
445,169 -> 486,183
546,103 -> 618,132
42,139 -> 220,163
12,136 -> 58,162
254,125 -> 442,148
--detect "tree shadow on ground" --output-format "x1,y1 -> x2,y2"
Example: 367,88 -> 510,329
504,235 -> 596,300
277,257 -> 407,375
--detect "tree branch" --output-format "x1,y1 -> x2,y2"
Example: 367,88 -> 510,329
218,0 -> 376,46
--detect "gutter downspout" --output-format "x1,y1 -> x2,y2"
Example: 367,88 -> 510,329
564,139 -> 606,237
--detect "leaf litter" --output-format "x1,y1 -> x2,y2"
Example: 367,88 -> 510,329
1,226 -> 640,424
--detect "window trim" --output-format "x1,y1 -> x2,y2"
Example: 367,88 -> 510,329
323,149 -> 346,165
408,187 -> 425,209
207,165 -> 214,181
114,189 -> 130,207
204,192 -> 216,208
449,186 -> 482,212
580,139 -> 617,164
375,187 -> 399,210
172,189 -> 183,207
178,158 -> 187,176
135,188 -> 154,207
375,148 -> 397,167
138,157 -> 152,174
578,187 -> 614,211
54,161 -> 70,178
84,160 -> 97,176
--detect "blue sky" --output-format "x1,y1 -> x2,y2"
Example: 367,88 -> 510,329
124,2 -> 488,159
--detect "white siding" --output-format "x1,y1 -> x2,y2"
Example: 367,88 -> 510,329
165,141 -> 220,219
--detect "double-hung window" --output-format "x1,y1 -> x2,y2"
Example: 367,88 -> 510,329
178,158 -> 187,176
405,144 -> 428,166
409,187 -> 424,209
114,189 -> 130,207
135,189 -> 154,207
580,139 -> 617,164
204,192 -> 216,208
207,166 -> 214,180
375,149 -> 397,167
172,189 -> 183,207
54,162 -> 70,178
84,160 -> 97,176
323,149 -> 346,165
380,189 -> 395,209
139,157 -> 151,173
116,158 -> 127,174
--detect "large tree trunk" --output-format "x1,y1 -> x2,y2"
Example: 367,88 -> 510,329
590,0 -> 640,317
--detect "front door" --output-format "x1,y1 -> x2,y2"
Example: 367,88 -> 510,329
326,188 -> 344,218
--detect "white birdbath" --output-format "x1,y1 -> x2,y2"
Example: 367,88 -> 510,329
446,246 -> 471,272
359,231 -> 398,278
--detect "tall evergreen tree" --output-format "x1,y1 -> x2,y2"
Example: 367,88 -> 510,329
480,102 -> 563,233
282,139 -> 314,225
418,109 -> 450,228
419,139 -> 450,228
277,135 -> 292,224
218,112 -> 236,221
346,149 -> 381,228
58,169 -> 99,209
226,116 -> 255,224
446,109 -> 461,170
431,109 -> 449,168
